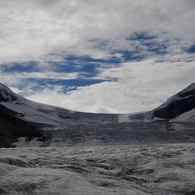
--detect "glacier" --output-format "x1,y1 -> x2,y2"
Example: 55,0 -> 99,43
0,144 -> 195,195
1,83 -> 195,194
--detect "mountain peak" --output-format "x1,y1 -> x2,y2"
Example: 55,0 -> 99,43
0,82 -> 13,92
0,82 -> 17,102
153,83 -> 195,119
177,83 -> 195,98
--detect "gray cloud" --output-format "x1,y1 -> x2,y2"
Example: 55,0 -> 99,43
0,0 -> 195,64
25,58 -> 195,113
1,0 -> 195,113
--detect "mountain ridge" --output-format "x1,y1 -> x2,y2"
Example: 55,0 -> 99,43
152,83 -> 195,120
1,82 -> 195,124
1,82 -> 195,147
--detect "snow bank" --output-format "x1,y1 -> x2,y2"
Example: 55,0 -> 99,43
118,114 -> 132,122
171,108 -> 195,122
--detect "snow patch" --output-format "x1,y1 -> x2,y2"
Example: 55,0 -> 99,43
0,91 -> 10,99
171,108 -> 195,122
118,114 -> 132,122
12,137 -> 44,147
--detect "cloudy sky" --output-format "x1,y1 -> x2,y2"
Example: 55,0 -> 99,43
1,0 -> 195,113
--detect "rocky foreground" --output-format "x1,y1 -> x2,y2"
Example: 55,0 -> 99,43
0,144 -> 195,195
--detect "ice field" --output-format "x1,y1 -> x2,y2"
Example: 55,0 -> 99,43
1,143 -> 195,195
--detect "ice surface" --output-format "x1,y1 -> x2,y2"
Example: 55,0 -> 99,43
1,144 -> 195,195
118,114 -> 132,122
171,108 -> 195,122
0,156 -> 30,167
12,137 -> 44,147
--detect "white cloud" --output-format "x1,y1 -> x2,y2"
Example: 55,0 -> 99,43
24,58 -> 195,113
0,70 -> 79,87
0,0 -> 195,64
0,70 -> 79,90
1,0 -> 195,113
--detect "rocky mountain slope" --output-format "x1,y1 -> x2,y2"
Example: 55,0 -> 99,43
0,83 -> 118,146
0,83 -> 118,127
1,82 -> 195,147
0,104 -> 44,147
152,83 -> 195,121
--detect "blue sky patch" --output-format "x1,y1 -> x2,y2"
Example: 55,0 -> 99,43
54,54 -> 121,77
65,54 -> 121,64
1,31 -> 176,99
113,50 -> 144,61
185,45 -> 195,54
126,31 -> 157,41
17,77 -> 109,95
2,61 -> 39,72
142,41 -> 168,55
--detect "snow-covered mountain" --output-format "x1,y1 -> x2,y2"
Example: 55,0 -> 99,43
1,82 -> 195,147
152,83 -> 195,122
0,83 -> 118,127
123,83 -> 195,122
1,82 -> 195,126
0,82 -> 118,146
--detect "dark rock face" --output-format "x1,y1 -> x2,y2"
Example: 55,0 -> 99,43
0,83 -> 18,102
0,83 -> 47,147
0,105 -> 43,147
153,96 -> 195,119
153,83 -> 195,119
